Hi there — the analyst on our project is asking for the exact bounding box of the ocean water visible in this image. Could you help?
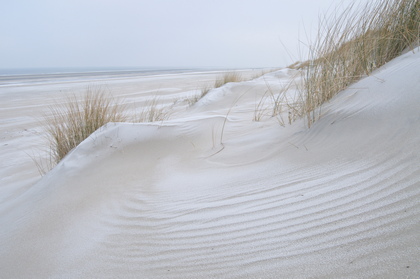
[0,67,201,87]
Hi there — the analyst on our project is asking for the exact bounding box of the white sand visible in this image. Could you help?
[0,49,419,278]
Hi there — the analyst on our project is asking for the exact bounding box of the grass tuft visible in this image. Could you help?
[188,72,245,106]
[200,85,212,98]
[44,86,127,165]
[214,72,243,88]
[136,97,172,122]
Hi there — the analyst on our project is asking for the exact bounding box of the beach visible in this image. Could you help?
[0,68,259,201]
[0,48,419,278]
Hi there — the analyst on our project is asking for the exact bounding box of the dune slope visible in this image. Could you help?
[0,49,419,278]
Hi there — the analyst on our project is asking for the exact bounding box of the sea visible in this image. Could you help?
[0,67,206,88]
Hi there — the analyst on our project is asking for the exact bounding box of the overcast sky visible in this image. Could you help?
[1,0,364,70]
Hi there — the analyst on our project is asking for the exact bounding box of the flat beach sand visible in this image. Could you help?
[0,49,419,278]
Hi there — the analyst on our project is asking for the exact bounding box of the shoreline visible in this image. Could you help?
[0,67,270,88]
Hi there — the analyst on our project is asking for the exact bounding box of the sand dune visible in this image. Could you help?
[0,49,419,278]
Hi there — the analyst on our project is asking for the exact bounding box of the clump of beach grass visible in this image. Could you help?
[188,72,244,106]
[200,85,212,98]
[185,94,200,106]
[136,97,172,122]
[214,72,243,88]
[251,68,279,79]
[44,86,127,165]
[38,89,176,173]
[301,0,419,127]
[177,85,211,107]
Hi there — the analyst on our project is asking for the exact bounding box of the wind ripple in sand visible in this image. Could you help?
[84,151,419,278]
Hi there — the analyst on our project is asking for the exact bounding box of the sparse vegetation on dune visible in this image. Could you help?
[254,78,300,125]
[43,87,127,166]
[188,71,249,106]
[214,72,243,88]
[42,70,264,169]
[200,85,212,99]
[300,0,419,127]
[258,68,280,77]
[186,69,280,107]
[135,97,172,123]
[41,87,175,172]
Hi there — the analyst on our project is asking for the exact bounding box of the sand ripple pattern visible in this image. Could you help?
[85,151,419,278]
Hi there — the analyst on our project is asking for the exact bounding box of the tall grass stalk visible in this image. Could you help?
[302,0,419,127]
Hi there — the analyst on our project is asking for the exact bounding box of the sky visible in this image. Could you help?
[1,0,364,70]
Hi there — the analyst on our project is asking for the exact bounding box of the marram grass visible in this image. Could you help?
[301,0,419,127]
[45,87,127,165]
